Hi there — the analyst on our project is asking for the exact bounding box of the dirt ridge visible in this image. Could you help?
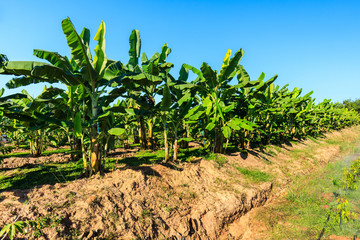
[1,159,272,239]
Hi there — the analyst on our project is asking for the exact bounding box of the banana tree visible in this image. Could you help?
[10,87,64,156]
[141,44,174,150]
[232,65,277,148]
[33,84,85,159]
[0,18,120,174]
[162,65,200,161]
[178,49,256,153]
[0,87,27,154]
[125,42,176,161]
[106,30,169,152]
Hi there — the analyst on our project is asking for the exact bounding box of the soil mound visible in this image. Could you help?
[0,159,271,239]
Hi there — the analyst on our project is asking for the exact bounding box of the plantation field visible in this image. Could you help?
[0,17,360,239]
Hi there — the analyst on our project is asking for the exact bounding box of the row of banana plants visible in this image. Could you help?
[0,18,359,176]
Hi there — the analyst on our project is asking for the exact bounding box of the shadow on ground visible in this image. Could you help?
[0,162,83,193]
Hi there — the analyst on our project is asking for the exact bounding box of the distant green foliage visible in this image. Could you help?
[341,99,360,114]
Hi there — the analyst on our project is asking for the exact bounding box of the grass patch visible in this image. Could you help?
[1,148,71,159]
[260,154,360,239]
[308,136,321,144]
[0,159,83,192]
[205,153,227,168]
[290,148,315,160]
[42,148,72,155]
[265,148,277,156]
[235,166,272,183]
[263,145,283,156]
[1,151,30,158]
[129,143,140,148]
[106,150,163,167]
[18,145,29,149]
[325,139,341,145]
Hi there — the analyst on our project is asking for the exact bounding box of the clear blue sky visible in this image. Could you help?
[0,0,359,103]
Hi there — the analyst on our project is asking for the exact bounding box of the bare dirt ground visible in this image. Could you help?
[0,126,360,239]
[1,153,70,169]
[0,145,71,169]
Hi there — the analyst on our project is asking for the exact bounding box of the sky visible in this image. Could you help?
[0,0,359,103]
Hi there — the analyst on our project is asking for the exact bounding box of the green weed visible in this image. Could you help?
[205,153,227,168]
[140,209,153,219]
[1,148,71,159]
[235,166,272,183]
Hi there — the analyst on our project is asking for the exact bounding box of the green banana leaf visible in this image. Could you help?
[128,30,141,67]
[108,128,126,136]
[219,49,244,81]
[61,18,96,81]
[0,93,27,101]
[161,84,172,111]
[33,112,71,128]
[93,21,107,77]
[200,63,217,89]
[33,49,73,72]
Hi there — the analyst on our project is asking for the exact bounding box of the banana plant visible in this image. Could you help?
[140,44,174,150]
[106,30,168,152]
[0,18,120,174]
[233,65,277,148]
[0,87,27,155]
[178,49,257,153]
[165,65,196,161]
[36,84,87,160]
[10,87,64,156]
